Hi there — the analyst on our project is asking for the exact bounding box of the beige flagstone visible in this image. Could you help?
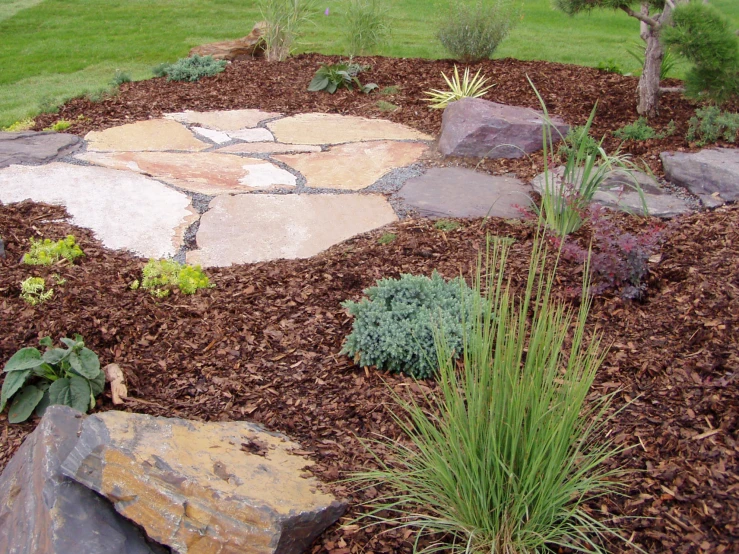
[192,126,232,144]
[267,113,434,145]
[187,194,398,266]
[274,140,428,190]
[77,151,296,194]
[84,119,209,152]
[216,142,322,155]
[164,108,282,131]
[228,128,275,142]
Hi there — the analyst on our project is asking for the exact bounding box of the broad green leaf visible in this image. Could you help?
[32,363,57,379]
[60,337,79,349]
[308,75,330,92]
[68,351,100,379]
[8,385,44,423]
[90,370,105,397]
[49,376,91,413]
[43,348,69,365]
[34,390,51,418]
[38,336,53,348]
[4,348,44,372]
[1,369,31,412]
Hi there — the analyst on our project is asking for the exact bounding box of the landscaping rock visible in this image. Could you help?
[531,167,693,217]
[216,142,322,155]
[228,127,275,142]
[274,140,428,190]
[187,193,397,266]
[61,411,347,554]
[0,163,197,258]
[78,151,296,194]
[189,21,267,60]
[661,148,739,206]
[268,113,433,145]
[0,406,159,554]
[0,236,5,259]
[191,126,232,144]
[85,119,209,152]
[438,98,568,159]
[0,131,81,168]
[164,109,281,131]
[398,167,532,219]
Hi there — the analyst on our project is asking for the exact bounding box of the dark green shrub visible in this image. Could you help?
[152,55,227,82]
[340,272,479,379]
[686,106,739,146]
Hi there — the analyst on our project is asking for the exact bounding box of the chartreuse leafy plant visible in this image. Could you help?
[23,235,84,266]
[1,335,104,423]
[341,272,479,379]
[350,234,629,553]
[20,277,53,305]
[131,259,212,298]
[424,65,494,109]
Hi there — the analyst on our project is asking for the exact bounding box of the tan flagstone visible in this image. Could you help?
[164,109,282,131]
[192,126,232,144]
[216,142,322,155]
[228,128,275,142]
[84,119,209,152]
[267,113,434,145]
[187,194,398,266]
[274,140,428,190]
[77,151,296,195]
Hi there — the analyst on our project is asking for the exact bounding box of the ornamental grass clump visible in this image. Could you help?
[351,235,628,553]
[340,272,479,379]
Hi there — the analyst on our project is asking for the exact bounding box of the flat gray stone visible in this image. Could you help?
[0,131,82,168]
[0,406,159,554]
[439,98,568,159]
[661,148,739,206]
[398,167,532,219]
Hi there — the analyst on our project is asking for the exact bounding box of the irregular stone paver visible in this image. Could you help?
[187,194,397,266]
[0,131,82,168]
[78,151,296,194]
[531,167,693,217]
[191,126,232,144]
[165,108,281,131]
[275,141,428,191]
[268,113,433,145]
[398,167,532,219]
[661,148,739,206]
[0,163,196,258]
[0,406,158,554]
[61,411,347,554]
[216,142,322,155]
[85,119,209,152]
[228,127,275,142]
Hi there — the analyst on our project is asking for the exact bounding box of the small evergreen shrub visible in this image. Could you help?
[686,106,739,146]
[376,100,398,112]
[380,85,400,95]
[20,277,53,305]
[131,259,212,298]
[436,0,517,63]
[340,272,479,379]
[613,117,675,141]
[153,55,227,82]
[345,0,391,56]
[23,235,84,266]
[111,70,132,86]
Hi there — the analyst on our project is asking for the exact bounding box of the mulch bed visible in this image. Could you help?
[2,54,735,552]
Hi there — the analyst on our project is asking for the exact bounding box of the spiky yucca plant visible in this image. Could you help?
[424,65,494,109]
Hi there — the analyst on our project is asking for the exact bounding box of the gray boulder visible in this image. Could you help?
[0,405,160,554]
[0,131,82,168]
[661,148,739,206]
[438,98,569,159]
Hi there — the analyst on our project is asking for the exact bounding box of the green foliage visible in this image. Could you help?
[434,219,461,231]
[558,125,602,159]
[341,272,479,379]
[436,0,518,63]
[345,0,391,56]
[1,335,104,423]
[686,106,739,146]
[378,232,397,244]
[20,277,53,305]
[308,62,378,93]
[350,236,626,553]
[2,117,34,132]
[152,55,227,82]
[625,41,678,80]
[662,1,739,104]
[44,119,71,132]
[23,235,84,266]
[136,259,212,298]
[380,85,400,95]
[376,100,398,112]
[111,69,132,86]
[613,117,676,141]
[596,59,623,74]
[424,65,494,109]
[259,0,317,61]
[37,95,60,115]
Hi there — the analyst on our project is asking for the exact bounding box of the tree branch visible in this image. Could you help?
[621,5,661,28]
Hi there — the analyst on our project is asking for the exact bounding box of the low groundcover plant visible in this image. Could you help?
[23,234,84,266]
[131,258,212,298]
[20,276,53,305]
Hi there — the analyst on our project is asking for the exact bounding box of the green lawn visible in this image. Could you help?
[1,0,737,127]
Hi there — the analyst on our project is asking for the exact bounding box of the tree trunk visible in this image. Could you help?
[637,29,664,118]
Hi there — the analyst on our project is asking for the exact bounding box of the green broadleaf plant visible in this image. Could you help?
[1,335,104,423]
[308,62,378,94]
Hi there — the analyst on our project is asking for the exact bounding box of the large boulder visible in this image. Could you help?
[661,148,739,206]
[438,98,569,159]
[0,405,160,554]
[61,411,347,554]
[0,131,82,168]
[189,21,267,60]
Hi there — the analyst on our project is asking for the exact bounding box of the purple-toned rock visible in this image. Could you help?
[0,131,82,168]
[438,98,569,159]
[0,405,160,554]
[661,148,739,206]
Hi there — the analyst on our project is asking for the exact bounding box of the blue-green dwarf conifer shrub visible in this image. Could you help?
[340,271,479,379]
